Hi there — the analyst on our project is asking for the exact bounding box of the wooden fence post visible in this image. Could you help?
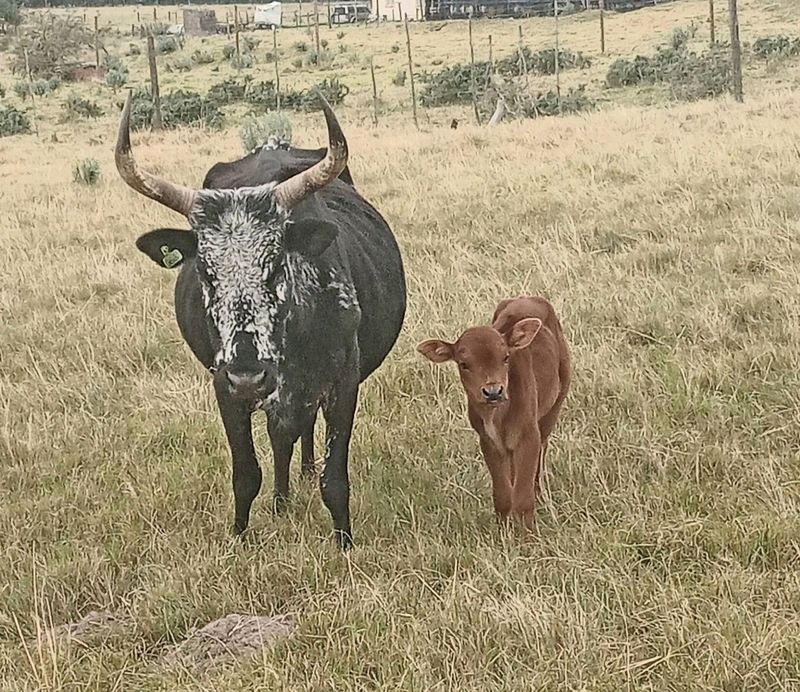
[152,6,157,20]
[146,35,163,130]
[23,48,39,137]
[468,17,481,125]
[94,15,100,69]
[518,24,529,90]
[554,0,562,115]
[313,0,321,53]
[599,0,605,53]
[327,0,332,28]
[404,14,418,129]
[234,5,241,64]
[728,0,742,102]
[709,0,715,45]
[370,56,379,126]
[273,27,281,111]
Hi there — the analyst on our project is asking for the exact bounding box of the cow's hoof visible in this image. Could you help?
[335,530,354,551]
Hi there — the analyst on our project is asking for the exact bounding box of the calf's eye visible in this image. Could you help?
[503,354,510,363]
[459,362,469,371]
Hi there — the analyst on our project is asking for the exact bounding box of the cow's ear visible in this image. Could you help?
[506,318,542,351]
[136,229,197,269]
[417,339,455,364]
[285,219,338,258]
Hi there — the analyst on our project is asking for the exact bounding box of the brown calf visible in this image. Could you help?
[418,296,571,529]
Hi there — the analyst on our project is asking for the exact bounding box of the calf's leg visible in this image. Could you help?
[214,381,262,535]
[300,413,317,479]
[479,438,512,521]
[511,429,542,530]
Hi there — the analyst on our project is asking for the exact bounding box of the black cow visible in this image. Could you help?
[115,91,406,549]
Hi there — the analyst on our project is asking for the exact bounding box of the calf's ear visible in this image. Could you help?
[285,219,338,258]
[417,339,455,364]
[506,317,542,351]
[136,229,197,269]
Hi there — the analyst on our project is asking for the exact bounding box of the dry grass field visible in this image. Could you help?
[2,0,800,689]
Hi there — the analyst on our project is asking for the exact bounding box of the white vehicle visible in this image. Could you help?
[330,2,372,23]
[254,2,283,28]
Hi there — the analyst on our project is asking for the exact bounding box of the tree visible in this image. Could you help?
[0,0,23,29]
[13,13,97,78]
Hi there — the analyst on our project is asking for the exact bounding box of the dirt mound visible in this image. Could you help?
[162,614,295,670]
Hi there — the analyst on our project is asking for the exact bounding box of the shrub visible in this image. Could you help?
[222,44,236,60]
[127,43,141,57]
[104,58,129,91]
[128,89,223,130]
[245,79,278,110]
[13,13,95,78]
[191,49,215,65]
[171,56,195,72]
[0,84,5,98]
[293,41,309,52]
[390,43,400,53]
[207,77,248,105]
[155,35,179,55]
[0,0,23,27]
[0,104,31,137]
[752,35,800,60]
[321,38,329,49]
[419,62,491,107]
[304,49,333,69]
[240,111,293,151]
[496,46,591,77]
[243,35,260,53]
[61,94,104,120]
[30,76,60,96]
[13,81,28,100]
[605,28,730,102]
[73,158,101,185]
[291,57,303,69]
[231,53,255,69]
[392,70,406,86]
[336,31,345,40]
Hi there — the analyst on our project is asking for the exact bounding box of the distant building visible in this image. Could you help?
[183,8,218,36]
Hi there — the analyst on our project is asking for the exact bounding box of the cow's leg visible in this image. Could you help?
[320,374,359,551]
[267,418,295,516]
[214,383,262,535]
[479,438,512,521]
[299,410,317,480]
[511,429,542,531]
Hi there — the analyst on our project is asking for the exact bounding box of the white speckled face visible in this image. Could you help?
[190,185,316,367]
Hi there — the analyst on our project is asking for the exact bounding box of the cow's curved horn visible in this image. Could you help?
[115,90,198,218]
[273,91,348,210]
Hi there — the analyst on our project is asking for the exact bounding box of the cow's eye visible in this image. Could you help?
[503,353,510,363]
[459,362,469,371]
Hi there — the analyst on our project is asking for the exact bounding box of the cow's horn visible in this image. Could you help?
[273,91,348,210]
[115,90,198,218]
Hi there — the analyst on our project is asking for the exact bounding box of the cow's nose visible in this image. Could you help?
[225,368,269,400]
[481,384,504,402]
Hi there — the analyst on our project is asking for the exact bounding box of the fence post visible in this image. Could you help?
[488,33,493,73]
[313,0,321,53]
[234,5,241,65]
[404,14,418,129]
[554,0,562,115]
[153,6,157,20]
[518,24,529,90]
[273,27,281,111]
[708,0,715,45]
[146,35,163,130]
[23,48,39,137]
[94,15,100,69]
[599,0,605,53]
[468,17,481,125]
[728,0,742,102]
[298,0,303,25]
[370,56,379,126]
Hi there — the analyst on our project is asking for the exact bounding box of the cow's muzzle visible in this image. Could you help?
[215,364,277,404]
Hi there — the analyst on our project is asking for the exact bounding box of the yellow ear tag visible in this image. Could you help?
[160,244,184,269]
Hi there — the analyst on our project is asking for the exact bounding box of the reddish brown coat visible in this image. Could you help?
[418,296,571,528]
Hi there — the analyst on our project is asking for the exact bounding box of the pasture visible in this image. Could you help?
[2,0,800,688]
